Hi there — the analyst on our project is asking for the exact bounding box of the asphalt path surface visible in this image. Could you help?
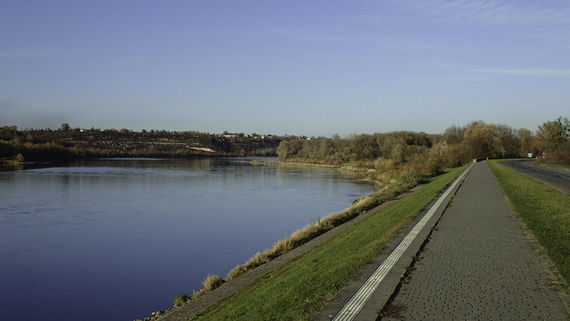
[502,160,570,194]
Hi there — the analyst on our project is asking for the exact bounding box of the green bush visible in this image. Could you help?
[173,294,189,306]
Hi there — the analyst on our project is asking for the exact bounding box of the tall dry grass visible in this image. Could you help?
[189,274,226,299]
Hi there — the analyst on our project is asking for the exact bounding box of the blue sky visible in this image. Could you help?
[1,0,569,136]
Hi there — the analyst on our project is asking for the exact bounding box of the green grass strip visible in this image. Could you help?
[190,166,466,321]
[488,160,570,288]
[538,162,570,170]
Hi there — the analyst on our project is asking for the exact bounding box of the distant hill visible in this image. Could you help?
[0,126,290,161]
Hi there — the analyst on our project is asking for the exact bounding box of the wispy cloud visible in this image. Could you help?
[520,31,570,48]
[470,68,570,77]
[421,0,570,25]
[409,73,486,84]
[246,27,449,53]
[251,26,370,43]
[349,0,570,26]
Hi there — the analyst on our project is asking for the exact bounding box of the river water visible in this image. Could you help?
[0,158,375,321]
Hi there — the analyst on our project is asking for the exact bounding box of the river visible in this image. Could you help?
[0,158,375,321]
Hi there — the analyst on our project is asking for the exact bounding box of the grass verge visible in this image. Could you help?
[537,162,570,170]
[188,165,466,321]
[488,160,569,289]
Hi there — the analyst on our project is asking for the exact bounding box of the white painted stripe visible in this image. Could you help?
[331,164,473,321]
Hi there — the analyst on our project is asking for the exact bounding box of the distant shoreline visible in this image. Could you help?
[0,127,285,164]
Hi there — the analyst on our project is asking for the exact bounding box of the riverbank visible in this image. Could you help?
[148,165,466,321]
[250,159,384,186]
[0,158,30,171]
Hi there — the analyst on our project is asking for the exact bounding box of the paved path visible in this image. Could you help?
[382,162,567,321]
[503,160,570,194]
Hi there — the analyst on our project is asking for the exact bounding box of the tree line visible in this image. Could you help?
[1,117,567,170]
[277,117,569,185]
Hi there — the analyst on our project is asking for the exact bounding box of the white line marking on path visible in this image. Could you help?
[331,164,473,321]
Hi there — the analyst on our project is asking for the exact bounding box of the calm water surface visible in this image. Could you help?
[0,158,375,321]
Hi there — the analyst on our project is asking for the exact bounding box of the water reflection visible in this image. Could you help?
[0,158,374,321]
